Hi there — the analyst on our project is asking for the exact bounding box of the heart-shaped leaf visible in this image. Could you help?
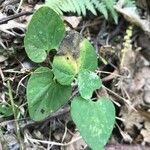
[52,31,97,85]
[24,6,65,63]
[78,70,102,99]
[27,67,71,121]
[71,96,115,150]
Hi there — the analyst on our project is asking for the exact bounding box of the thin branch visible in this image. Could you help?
[16,0,24,13]
[103,85,137,111]
[25,133,82,146]
[0,11,33,25]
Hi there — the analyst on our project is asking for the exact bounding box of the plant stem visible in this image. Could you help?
[7,80,24,150]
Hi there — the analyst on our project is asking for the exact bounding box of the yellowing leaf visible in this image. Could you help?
[53,31,98,85]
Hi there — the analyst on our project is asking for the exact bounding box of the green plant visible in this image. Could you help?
[46,0,118,23]
[24,6,115,150]
[45,0,137,24]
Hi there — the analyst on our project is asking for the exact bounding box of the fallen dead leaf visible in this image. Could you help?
[115,0,150,34]
[63,132,86,150]
[120,108,144,131]
[64,16,82,29]
[141,121,150,144]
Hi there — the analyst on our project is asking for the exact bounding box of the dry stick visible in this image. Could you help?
[16,0,24,13]
[25,133,82,146]
[24,107,70,129]
[3,69,28,73]
[103,85,137,111]
[115,123,133,143]
[0,68,5,83]
[96,70,121,77]
[95,90,121,107]
[16,74,30,97]
[0,11,33,24]
[61,124,68,143]
[7,81,24,150]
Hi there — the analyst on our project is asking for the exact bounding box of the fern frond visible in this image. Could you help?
[83,0,97,15]
[92,0,108,19]
[76,0,86,15]
[46,0,137,23]
[102,0,118,23]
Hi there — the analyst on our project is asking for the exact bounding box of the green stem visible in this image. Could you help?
[7,81,24,150]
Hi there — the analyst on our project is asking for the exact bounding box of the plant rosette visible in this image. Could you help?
[24,6,116,150]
